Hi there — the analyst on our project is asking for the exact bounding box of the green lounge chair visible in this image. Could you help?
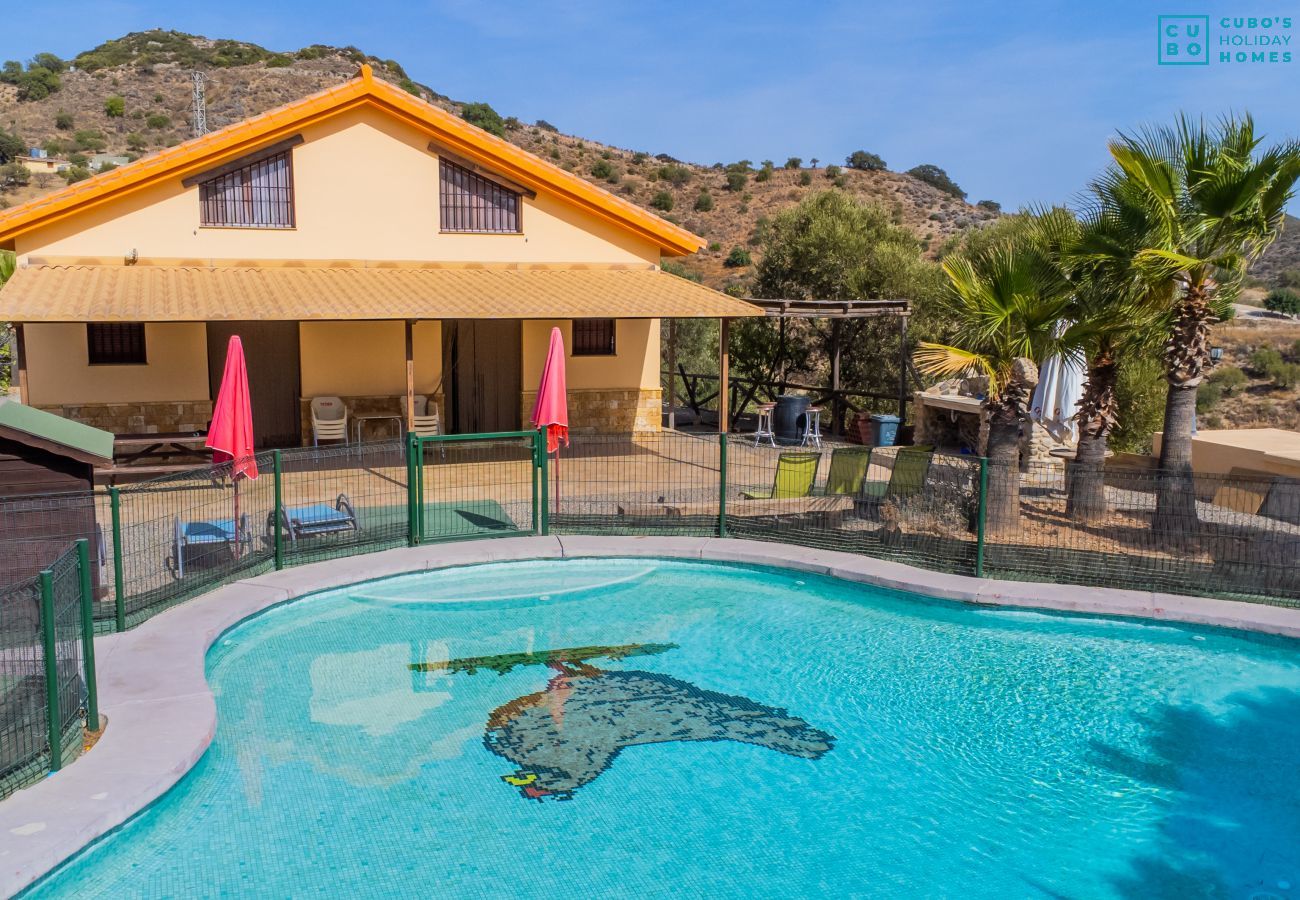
[824,447,872,496]
[861,446,934,500]
[741,452,820,500]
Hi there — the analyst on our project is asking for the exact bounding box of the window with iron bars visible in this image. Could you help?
[87,323,146,365]
[572,319,616,356]
[199,150,295,228]
[439,158,521,233]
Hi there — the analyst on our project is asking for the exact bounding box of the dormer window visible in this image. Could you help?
[439,158,521,234]
[196,147,296,229]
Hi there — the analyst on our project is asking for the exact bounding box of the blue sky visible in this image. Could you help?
[4,1,1298,211]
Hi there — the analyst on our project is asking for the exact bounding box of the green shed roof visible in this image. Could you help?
[0,398,114,462]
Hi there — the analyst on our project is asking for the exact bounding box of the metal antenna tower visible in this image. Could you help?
[191,71,207,137]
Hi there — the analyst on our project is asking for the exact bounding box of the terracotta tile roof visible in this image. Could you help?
[0,66,703,256]
[0,263,760,321]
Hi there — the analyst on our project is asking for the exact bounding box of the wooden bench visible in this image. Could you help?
[619,494,853,524]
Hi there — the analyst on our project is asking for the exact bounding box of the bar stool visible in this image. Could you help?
[753,403,777,447]
[800,406,823,449]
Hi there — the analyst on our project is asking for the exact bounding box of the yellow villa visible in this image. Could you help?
[0,65,755,447]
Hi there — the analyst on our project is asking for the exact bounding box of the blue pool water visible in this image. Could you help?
[25,558,1300,898]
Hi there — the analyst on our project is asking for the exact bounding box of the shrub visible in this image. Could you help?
[1207,365,1248,394]
[845,150,886,171]
[1292,339,1300,361]
[40,139,63,157]
[0,162,30,188]
[31,52,65,72]
[650,190,674,211]
[755,166,772,183]
[631,151,648,164]
[104,95,125,117]
[54,110,73,130]
[725,171,747,192]
[73,130,106,151]
[16,66,60,101]
[798,171,812,186]
[1265,288,1300,315]
[125,132,147,151]
[0,60,21,83]
[266,54,293,68]
[62,165,91,184]
[504,116,521,130]
[725,160,752,173]
[906,163,966,199]
[1196,381,1222,413]
[976,199,1002,213]
[694,191,714,212]
[143,112,169,130]
[1249,347,1284,374]
[784,157,802,169]
[459,102,506,137]
[1277,269,1300,289]
[0,129,24,163]
[535,119,558,132]
[1268,362,1300,389]
[656,164,692,187]
[824,164,841,179]
[724,246,752,267]
[708,241,722,252]
[68,152,88,167]
[590,159,614,179]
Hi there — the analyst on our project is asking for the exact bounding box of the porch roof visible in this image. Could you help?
[0,262,761,321]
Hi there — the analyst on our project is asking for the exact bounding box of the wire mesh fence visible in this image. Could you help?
[716,443,982,575]
[0,542,95,800]
[984,460,1300,606]
[415,432,539,542]
[552,431,721,536]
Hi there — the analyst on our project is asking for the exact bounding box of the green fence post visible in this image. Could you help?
[975,456,988,578]
[538,432,550,536]
[272,451,284,571]
[531,432,541,535]
[108,486,125,633]
[76,539,99,730]
[406,433,420,546]
[39,568,62,773]
[718,432,728,538]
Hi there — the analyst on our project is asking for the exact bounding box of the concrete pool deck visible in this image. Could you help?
[4,534,1300,896]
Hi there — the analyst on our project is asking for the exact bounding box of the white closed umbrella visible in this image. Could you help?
[1030,348,1085,443]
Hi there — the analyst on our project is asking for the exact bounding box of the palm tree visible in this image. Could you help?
[1037,208,1163,523]
[1095,114,1300,527]
[914,239,1082,532]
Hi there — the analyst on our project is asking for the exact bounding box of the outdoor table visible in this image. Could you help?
[114,432,212,465]
[353,414,404,444]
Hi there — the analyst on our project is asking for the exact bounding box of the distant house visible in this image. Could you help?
[15,156,69,176]
[88,154,131,171]
[0,65,757,445]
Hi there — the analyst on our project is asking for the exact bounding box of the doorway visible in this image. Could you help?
[442,320,522,433]
[206,321,302,448]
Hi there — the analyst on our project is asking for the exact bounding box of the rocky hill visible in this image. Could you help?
[1252,214,1300,286]
[0,30,996,288]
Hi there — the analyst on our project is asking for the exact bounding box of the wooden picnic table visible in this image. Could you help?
[113,431,212,466]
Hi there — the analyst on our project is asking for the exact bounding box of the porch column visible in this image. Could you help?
[405,319,415,432]
[830,319,842,437]
[13,324,27,404]
[718,318,730,433]
[897,315,909,422]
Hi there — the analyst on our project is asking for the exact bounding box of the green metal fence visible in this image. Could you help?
[1,540,98,799]
[0,431,1297,653]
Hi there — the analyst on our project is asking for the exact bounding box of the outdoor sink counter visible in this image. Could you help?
[3,535,1300,896]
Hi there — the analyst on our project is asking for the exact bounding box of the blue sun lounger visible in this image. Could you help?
[168,514,251,579]
[268,493,358,543]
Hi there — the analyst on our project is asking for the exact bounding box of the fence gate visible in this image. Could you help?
[409,431,545,544]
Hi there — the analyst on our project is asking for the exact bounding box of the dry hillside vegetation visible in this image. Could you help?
[0,31,996,288]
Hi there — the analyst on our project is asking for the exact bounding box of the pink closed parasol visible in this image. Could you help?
[531,327,569,515]
[206,336,258,555]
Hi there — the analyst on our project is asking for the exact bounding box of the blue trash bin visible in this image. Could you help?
[871,414,901,447]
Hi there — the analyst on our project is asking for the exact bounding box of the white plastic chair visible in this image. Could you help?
[411,395,441,438]
[310,396,348,446]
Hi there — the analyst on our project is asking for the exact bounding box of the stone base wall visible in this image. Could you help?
[299,394,445,445]
[520,388,662,434]
[37,400,214,435]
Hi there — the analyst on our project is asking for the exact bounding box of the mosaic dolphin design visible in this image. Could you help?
[482,659,834,801]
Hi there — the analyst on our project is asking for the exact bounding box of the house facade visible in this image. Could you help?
[0,65,754,446]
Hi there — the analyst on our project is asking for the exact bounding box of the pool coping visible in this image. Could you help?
[4,534,1300,896]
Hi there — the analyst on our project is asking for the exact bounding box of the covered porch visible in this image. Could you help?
[1,260,759,454]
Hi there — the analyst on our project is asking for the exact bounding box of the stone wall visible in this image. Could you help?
[520,388,661,434]
[37,400,213,435]
[299,394,445,445]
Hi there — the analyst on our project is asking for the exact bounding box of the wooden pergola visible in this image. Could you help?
[664,298,914,435]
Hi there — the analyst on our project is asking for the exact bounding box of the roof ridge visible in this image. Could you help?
[0,67,702,256]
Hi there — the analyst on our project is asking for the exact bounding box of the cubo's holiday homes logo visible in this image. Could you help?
[1159,14,1294,65]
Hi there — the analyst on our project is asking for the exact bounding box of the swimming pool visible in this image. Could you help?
[24,557,1300,898]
